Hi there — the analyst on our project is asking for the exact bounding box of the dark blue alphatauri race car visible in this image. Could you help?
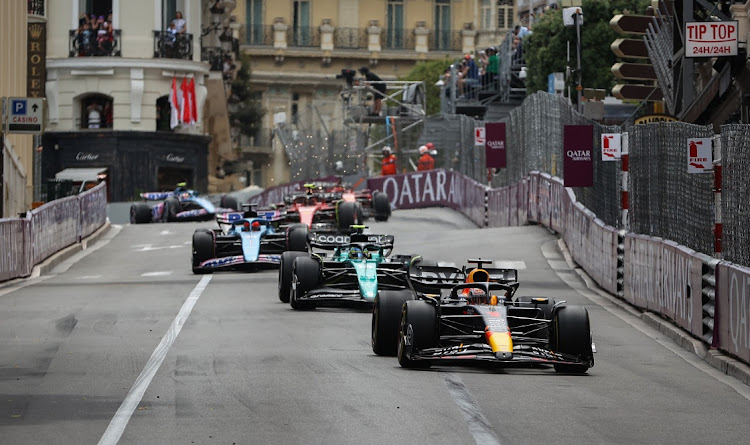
[130,184,237,224]
[191,210,308,274]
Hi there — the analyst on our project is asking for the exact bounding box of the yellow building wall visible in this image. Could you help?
[1,0,33,212]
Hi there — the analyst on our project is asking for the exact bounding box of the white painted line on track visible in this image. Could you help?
[493,260,526,270]
[159,230,172,235]
[76,275,102,280]
[141,271,173,277]
[443,373,502,445]
[97,275,212,445]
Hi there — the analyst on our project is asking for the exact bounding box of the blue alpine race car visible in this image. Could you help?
[130,185,236,224]
[191,210,309,274]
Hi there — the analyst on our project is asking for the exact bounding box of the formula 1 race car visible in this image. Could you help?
[275,184,364,232]
[130,184,237,224]
[371,259,595,373]
[191,211,308,274]
[311,179,391,222]
[277,227,422,310]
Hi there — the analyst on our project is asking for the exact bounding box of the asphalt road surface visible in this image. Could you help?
[1,208,750,445]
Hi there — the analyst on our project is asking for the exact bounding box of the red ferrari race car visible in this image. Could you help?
[313,179,391,222]
[273,184,364,232]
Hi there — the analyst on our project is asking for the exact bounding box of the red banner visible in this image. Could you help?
[563,125,593,187]
[485,122,506,169]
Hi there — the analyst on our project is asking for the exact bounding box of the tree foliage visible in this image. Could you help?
[401,58,453,116]
[229,55,265,137]
[524,0,651,100]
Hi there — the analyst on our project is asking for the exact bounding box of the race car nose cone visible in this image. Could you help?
[495,352,513,360]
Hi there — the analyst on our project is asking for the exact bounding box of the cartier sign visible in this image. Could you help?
[166,153,186,163]
[27,23,46,98]
[76,152,100,161]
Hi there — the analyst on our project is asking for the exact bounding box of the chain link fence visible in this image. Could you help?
[628,122,715,255]
[720,124,750,266]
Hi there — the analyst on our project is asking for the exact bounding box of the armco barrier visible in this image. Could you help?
[0,182,107,283]
[716,262,750,363]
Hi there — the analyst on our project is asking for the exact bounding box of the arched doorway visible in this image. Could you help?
[79,93,113,129]
[156,95,175,131]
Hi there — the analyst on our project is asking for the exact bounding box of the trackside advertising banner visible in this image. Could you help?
[716,262,750,362]
[563,125,593,187]
[366,169,486,226]
[485,122,506,169]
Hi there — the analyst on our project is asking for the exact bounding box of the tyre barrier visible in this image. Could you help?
[0,182,107,283]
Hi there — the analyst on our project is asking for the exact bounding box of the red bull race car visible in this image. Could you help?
[371,259,595,373]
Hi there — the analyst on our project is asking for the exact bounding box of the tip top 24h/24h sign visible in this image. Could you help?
[686,21,738,57]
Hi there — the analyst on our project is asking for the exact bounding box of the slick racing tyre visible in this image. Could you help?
[130,203,152,224]
[552,305,593,374]
[514,296,557,339]
[192,229,215,274]
[286,225,309,252]
[336,201,360,231]
[279,251,308,303]
[373,191,391,222]
[220,195,239,211]
[397,300,436,368]
[372,290,415,356]
[163,196,181,222]
[290,257,320,310]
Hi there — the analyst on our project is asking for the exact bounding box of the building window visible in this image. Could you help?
[80,94,113,130]
[292,1,310,46]
[480,0,492,30]
[161,0,187,31]
[498,0,514,31]
[386,0,404,49]
[246,0,264,44]
[291,93,300,126]
[156,96,174,132]
[434,0,451,50]
[79,0,112,19]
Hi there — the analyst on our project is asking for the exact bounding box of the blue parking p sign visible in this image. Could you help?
[12,99,26,115]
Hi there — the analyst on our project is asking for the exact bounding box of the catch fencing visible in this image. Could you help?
[720,125,750,267]
[0,182,107,282]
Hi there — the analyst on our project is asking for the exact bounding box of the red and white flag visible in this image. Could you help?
[188,77,198,125]
[180,77,191,125]
[169,77,179,129]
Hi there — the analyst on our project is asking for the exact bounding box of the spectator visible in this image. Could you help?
[103,102,113,128]
[87,102,102,129]
[381,146,397,175]
[417,144,436,171]
[463,54,480,98]
[76,21,93,56]
[97,19,114,55]
[164,21,178,57]
[482,46,499,90]
[514,24,532,65]
[172,11,187,34]
[359,66,386,116]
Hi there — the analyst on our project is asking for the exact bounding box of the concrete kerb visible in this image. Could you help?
[33,221,113,278]
[556,238,750,387]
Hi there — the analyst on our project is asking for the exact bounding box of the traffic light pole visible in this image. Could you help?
[575,12,583,114]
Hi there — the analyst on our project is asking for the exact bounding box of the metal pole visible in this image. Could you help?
[450,64,457,115]
[575,12,582,114]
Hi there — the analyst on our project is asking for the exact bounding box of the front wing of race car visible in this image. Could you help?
[406,343,593,367]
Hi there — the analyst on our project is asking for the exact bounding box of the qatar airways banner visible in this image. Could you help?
[485,122,506,169]
[563,125,593,187]
[366,169,486,226]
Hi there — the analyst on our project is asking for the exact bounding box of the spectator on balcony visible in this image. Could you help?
[87,102,102,129]
[97,19,114,56]
[359,66,386,117]
[76,21,93,56]
[172,11,187,34]
[164,21,178,57]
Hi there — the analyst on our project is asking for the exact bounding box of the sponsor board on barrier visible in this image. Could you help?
[624,234,661,309]
[485,123,506,169]
[563,125,594,187]
[659,241,703,336]
[717,262,750,362]
[367,169,461,210]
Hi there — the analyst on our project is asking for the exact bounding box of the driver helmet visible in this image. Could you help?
[463,268,490,304]
[349,246,364,259]
[419,145,429,155]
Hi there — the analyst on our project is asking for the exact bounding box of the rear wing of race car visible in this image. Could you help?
[139,191,173,201]
[216,209,281,226]
[407,263,519,294]
[308,232,395,250]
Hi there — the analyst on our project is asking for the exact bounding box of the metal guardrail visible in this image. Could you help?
[0,182,107,283]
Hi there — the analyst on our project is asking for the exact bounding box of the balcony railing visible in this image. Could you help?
[69,29,122,57]
[334,28,367,50]
[286,26,320,47]
[234,129,274,154]
[429,30,462,51]
[243,24,273,46]
[28,0,44,16]
[384,29,416,50]
[153,31,193,59]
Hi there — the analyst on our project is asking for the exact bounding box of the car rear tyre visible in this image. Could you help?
[192,229,215,274]
[337,201,360,231]
[163,196,181,222]
[130,203,152,224]
[397,300,436,368]
[372,290,415,356]
[279,251,307,303]
[290,257,320,310]
[373,192,391,222]
[552,305,593,374]
[286,225,309,252]
[220,195,239,211]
